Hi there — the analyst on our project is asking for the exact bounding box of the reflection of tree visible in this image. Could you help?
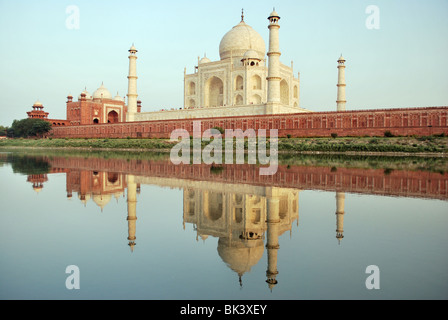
[8,154,51,175]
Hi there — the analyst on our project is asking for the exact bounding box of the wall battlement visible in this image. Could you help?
[50,106,448,139]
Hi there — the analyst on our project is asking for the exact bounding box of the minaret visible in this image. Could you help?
[265,197,280,291]
[126,44,138,122]
[335,192,345,244]
[266,9,281,107]
[336,55,346,111]
[126,174,137,252]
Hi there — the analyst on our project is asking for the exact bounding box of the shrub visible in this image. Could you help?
[384,130,394,137]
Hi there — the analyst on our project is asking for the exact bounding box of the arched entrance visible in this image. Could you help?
[280,80,289,106]
[204,76,224,107]
[107,110,119,123]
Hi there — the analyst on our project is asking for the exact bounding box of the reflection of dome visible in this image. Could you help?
[93,194,111,210]
[219,21,265,60]
[93,83,112,100]
[217,237,264,276]
[78,193,91,205]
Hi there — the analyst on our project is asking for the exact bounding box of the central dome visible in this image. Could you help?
[93,83,112,100]
[219,21,265,60]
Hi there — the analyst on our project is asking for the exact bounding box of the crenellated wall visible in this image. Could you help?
[50,106,448,138]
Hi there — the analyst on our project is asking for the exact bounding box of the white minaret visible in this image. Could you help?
[126,44,138,122]
[336,54,346,111]
[267,9,281,106]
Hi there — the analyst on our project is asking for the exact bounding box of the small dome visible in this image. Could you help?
[33,100,43,107]
[338,54,345,62]
[129,44,137,52]
[243,49,260,60]
[93,83,112,100]
[199,55,211,64]
[219,20,265,60]
[78,89,92,100]
[269,9,280,18]
[114,92,124,101]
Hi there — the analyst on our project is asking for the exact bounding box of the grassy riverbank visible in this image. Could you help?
[0,135,447,155]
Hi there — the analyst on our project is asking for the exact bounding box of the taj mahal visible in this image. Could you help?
[29,9,447,138]
[32,10,320,126]
[124,9,313,122]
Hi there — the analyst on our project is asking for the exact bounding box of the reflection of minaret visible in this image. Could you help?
[127,175,137,252]
[335,192,345,244]
[265,197,280,291]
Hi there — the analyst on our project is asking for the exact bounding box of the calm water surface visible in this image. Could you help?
[0,150,447,300]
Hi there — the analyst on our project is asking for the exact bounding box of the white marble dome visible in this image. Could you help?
[219,21,265,60]
[93,83,112,100]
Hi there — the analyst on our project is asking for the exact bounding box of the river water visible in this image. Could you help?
[0,149,447,300]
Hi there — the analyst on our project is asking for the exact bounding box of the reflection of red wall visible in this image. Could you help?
[46,156,448,200]
[51,107,448,138]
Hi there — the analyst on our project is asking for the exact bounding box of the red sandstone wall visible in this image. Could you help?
[50,107,448,138]
[45,156,448,200]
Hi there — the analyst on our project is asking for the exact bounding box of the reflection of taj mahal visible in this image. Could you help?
[183,184,299,288]
[27,168,347,290]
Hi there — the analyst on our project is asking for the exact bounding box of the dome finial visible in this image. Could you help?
[241,8,244,22]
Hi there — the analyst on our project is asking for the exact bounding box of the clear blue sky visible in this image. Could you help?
[0,0,447,126]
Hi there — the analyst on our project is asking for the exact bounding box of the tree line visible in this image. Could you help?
[0,118,52,138]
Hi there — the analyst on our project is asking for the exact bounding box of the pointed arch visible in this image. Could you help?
[204,76,224,107]
[280,79,289,105]
[107,110,119,123]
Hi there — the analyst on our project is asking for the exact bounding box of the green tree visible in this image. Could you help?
[7,118,52,138]
[0,125,7,136]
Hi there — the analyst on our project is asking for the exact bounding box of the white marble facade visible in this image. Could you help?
[131,10,311,122]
